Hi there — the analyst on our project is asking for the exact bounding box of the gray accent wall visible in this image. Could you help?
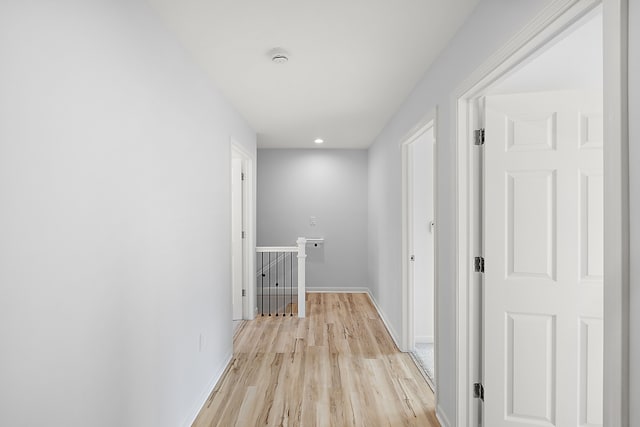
[257,149,368,289]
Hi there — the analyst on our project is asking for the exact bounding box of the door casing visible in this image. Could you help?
[400,108,439,402]
[231,140,256,320]
[231,157,244,320]
[454,0,629,425]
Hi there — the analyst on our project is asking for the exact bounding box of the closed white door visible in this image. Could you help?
[483,91,603,427]
[231,158,244,320]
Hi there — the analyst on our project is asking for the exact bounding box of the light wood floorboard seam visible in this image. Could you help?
[192,293,440,427]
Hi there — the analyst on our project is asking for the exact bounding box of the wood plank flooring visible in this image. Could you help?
[192,293,440,427]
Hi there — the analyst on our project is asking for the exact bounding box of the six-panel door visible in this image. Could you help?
[483,92,603,427]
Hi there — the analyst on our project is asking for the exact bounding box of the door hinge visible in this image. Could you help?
[474,256,485,273]
[241,172,245,181]
[410,255,415,261]
[473,383,484,401]
[474,128,485,146]
[241,231,246,239]
[242,289,246,297]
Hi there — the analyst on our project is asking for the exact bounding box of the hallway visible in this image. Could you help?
[192,293,439,426]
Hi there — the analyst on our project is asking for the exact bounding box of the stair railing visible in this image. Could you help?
[255,237,306,318]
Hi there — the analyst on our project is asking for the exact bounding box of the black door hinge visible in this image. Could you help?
[473,383,484,401]
[474,128,485,146]
[474,256,485,273]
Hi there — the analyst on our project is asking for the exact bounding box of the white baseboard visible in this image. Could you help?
[306,286,369,293]
[364,291,401,350]
[182,350,233,427]
[415,335,434,344]
[436,404,452,427]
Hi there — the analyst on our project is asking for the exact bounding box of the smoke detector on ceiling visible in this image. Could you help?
[269,48,289,64]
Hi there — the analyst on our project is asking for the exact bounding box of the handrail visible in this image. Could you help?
[304,237,324,247]
[256,246,298,253]
[304,237,324,243]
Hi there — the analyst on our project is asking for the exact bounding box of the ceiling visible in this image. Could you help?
[490,7,602,94]
[145,0,479,148]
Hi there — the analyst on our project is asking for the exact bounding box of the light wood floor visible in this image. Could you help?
[192,293,440,427]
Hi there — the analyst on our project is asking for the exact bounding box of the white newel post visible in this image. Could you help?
[296,237,306,318]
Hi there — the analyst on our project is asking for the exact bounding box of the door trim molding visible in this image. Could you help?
[602,0,629,424]
[453,0,628,425]
[231,140,256,321]
[400,107,439,399]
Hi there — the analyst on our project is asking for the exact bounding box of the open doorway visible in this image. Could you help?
[455,1,629,425]
[401,113,437,390]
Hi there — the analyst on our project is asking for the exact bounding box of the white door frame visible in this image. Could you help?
[231,140,256,320]
[401,108,439,387]
[453,0,628,426]
[231,156,244,320]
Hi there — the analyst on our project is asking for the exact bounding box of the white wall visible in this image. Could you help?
[257,149,368,289]
[629,0,639,423]
[367,0,553,421]
[0,1,256,427]
[411,129,435,344]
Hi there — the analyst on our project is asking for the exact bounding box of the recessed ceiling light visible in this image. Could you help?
[314,138,324,144]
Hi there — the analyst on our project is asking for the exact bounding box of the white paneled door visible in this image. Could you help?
[483,92,603,427]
